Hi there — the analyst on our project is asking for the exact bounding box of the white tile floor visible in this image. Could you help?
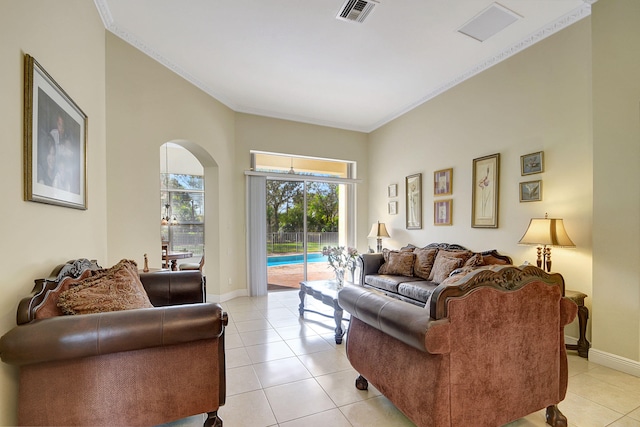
[169,290,640,427]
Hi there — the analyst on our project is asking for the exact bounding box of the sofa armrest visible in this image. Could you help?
[0,303,227,366]
[140,270,205,306]
[338,286,450,354]
[358,253,384,285]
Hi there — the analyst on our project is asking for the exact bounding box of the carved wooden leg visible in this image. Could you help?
[204,411,223,427]
[546,405,567,427]
[355,375,368,391]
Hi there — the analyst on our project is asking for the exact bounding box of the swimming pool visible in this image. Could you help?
[267,253,328,267]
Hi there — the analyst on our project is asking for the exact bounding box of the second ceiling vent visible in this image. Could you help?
[337,0,378,23]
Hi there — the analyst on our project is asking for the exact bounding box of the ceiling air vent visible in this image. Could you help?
[337,0,378,23]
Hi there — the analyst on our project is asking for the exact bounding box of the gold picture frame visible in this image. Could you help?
[434,168,452,196]
[519,180,542,202]
[434,199,452,226]
[521,151,544,176]
[24,54,87,209]
[472,153,500,228]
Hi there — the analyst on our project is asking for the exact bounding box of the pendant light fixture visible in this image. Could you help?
[161,143,177,225]
[288,157,295,174]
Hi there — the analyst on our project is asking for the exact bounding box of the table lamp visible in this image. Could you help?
[518,213,575,272]
[368,221,390,253]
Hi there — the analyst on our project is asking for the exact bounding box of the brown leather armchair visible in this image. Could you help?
[0,261,227,427]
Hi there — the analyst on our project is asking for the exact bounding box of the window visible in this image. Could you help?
[161,144,205,256]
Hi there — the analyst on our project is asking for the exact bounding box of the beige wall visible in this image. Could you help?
[0,1,107,424]
[105,33,237,297]
[592,0,640,362]
[368,18,594,342]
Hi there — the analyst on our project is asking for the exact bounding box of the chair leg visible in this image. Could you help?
[204,411,223,427]
[355,375,368,390]
[546,405,567,427]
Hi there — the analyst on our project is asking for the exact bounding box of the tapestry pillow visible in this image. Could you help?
[378,247,414,274]
[430,256,464,284]
[463,253,485,267]
[57,259,153,315]
[428,250,472,280]
[380,251,415,277]
[413,247,438,280]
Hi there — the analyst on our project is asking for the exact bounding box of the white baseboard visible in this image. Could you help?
[565,335,578,346]
[588,348,640,378]
[206,288,248,303]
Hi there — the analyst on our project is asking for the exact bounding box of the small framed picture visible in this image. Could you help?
[519,180,542,202]
[521,151,544,175]
[434,199,452,226]
[434,168,453,196]
[388,201,398,215]
[388,184,397,198]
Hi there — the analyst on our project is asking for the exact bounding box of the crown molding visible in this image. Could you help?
[94,0,594,134]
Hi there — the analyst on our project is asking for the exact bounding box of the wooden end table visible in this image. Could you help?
[565,290,590,358]
[299,280,349,344]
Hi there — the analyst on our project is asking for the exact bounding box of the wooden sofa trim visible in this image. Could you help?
[429,265,565,319]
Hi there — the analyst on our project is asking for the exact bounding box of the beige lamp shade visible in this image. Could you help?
[368,222,390,238]
[518,217,575,247]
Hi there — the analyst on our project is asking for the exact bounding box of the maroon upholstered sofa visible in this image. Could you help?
[339,265,577,427]
[0,259,227,427]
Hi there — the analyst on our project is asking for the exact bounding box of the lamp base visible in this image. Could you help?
[376,238,383,253]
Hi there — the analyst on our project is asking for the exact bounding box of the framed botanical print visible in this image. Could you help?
[24,54,87,209]
[405,173,422,229]
[388,201,398,215]
[521,151,544,175]
[520,180,542,202]
[434,199,452,226]
[472,153,500,228]
[434,168,452,196]
[388,184,397,198]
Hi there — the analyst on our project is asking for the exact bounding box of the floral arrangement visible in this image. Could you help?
[325,246,359,275]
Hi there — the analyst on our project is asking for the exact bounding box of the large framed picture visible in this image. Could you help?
[519,180,542,202]
[434,199,452,226]
[472,153,500,228]
[406,173,422,229]
[24,54,87,209]
[521,151,544,175]
[434,168,452,196]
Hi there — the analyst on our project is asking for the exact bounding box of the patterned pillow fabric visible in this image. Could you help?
[57,259,153,315]
[463,253,485,267]
[428,250,472,280]
[430,256,464,284]
[381,251,415,277]
[413,248,438,280]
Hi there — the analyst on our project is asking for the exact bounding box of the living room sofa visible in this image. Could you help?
[339,265,577,427]
[0,259,227,427]
[358,243,512,306]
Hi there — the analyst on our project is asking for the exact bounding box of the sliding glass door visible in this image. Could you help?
[266,179,341,290]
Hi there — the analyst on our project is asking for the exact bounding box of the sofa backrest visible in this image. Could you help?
[16,260,205,324]
[442,267,574,425]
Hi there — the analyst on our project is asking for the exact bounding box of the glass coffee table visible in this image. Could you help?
[299,280,350,344]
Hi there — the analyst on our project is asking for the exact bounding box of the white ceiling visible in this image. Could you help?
[96,0,593,133]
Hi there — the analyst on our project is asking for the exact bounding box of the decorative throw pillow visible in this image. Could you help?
[413,248,438,280]
[428,250,472,280]
[381,251,415,277]
[463,253,485,267]
[430,256,463,284]
[57,259,153,315]
[378,248,393,274]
